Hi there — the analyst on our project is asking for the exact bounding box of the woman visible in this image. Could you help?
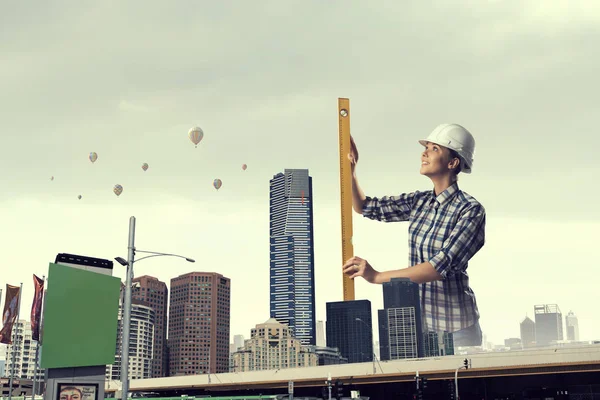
[342,123,486,347]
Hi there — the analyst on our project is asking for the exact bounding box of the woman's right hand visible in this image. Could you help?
[343,256,380,284]
[348,135,359,174]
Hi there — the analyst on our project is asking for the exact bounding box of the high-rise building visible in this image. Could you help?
[233,334,245,351]
[565,311,579,341]
[378,278,425,360]
[534,304,563,346]
[305,346,348,365]
[423,331,454,356]
[504,338,522,350]
[168,272,231,376]
[269,169,316,346]
[316,320,326,347]
[3,320,44,381]
[106,303,155,381]
[229,334,246,372]
[231,318,319,372]
[520,315,536,348]
[325,300,373,364]
[132,275,168,377]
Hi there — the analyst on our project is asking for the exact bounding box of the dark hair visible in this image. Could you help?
[448,149,462,174]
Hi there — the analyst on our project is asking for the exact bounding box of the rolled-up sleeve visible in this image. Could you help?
[361,191,419,222]
[428,203,486,278]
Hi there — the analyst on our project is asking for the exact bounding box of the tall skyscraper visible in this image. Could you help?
[106,303,155,381]
[534,304,563,346]
[269,169,316,346]
[565,311,579,341]
[520,315,536,348]
[378,278,425,360]
[132,275,168,377]
[168,272,231,376]
[326,300,373,364]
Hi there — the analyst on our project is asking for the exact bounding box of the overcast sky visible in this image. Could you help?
[1,0,599,357]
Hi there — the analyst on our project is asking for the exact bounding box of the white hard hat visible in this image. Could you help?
[418,123,475,174]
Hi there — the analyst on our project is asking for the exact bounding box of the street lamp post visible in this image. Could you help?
[115,216,195,400]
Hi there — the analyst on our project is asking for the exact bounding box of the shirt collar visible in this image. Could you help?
[431,182,460,207]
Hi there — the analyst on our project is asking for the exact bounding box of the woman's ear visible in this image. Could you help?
[448,157,460,170]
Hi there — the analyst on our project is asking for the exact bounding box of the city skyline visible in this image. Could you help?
[0,248,595,360]
[2,1,599,349]
[0,286,592,370]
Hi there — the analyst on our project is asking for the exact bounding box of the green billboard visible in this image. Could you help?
[40,262,121,369]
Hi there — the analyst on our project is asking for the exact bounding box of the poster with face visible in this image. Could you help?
[57,384,98,400]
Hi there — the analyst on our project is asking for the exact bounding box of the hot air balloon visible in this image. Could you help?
[188,126,204,148]
[113,184,123,196]
[213,179,222,190]
[78,195,82,200]
[242,164,247,171]
[142,163,149,171]
[89,152,98,163]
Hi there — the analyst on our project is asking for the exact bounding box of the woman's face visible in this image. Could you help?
[60,389,82,400]
[420,141,456,176]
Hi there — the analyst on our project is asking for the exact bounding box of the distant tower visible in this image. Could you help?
[534,304,563,346]
[316,320,326,347]
[233,334,245,350]
[520,315,536,348]
[565,311,579,341]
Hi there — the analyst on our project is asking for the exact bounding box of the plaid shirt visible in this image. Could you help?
[361,182,486,333]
